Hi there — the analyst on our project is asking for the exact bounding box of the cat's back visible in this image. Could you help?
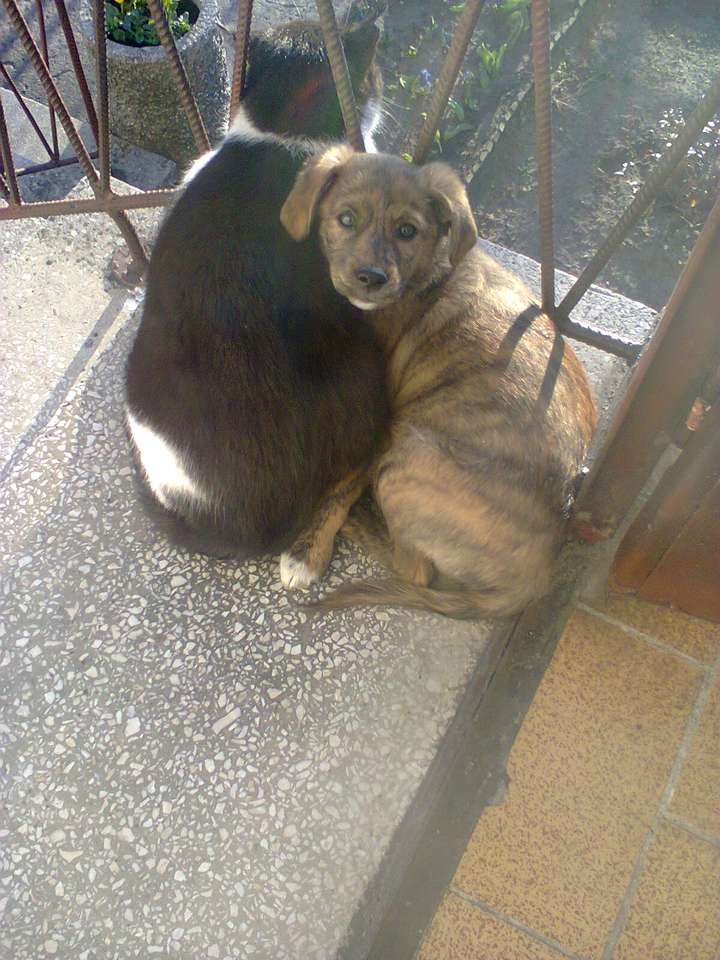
[144,136,317,323]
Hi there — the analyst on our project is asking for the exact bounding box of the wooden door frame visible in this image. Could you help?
[574,195,720,543]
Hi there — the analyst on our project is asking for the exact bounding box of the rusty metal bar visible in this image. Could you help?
[574,194,720,538]
[530,0,555,314]
[91,0,110,193]
[557,70,720,322]
[35,0,59,160]
[1,0,147,269]
[0,188,179,219]
[0,92,21,204]
[410,0,486,164]
[52,0,100,141]
[0,62,55,159]
[145,0,211,153]
[231,0,254,113]
[15,151,99,178]
[0,171,11,200]
[315,0,365,151]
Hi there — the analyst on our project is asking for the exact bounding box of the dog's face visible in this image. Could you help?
[280,149,478,310]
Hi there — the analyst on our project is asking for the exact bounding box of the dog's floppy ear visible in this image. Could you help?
[419,162,478,267]
[281,145,355,241]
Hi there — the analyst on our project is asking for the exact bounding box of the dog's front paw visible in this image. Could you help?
[280,551,321,591]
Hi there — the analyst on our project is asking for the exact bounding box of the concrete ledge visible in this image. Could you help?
[0,238,657,959]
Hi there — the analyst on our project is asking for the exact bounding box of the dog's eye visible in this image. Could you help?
[338,211,355,228]
[397,223,417,240]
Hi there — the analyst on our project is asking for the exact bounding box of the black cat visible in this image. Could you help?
[125,12,388,564]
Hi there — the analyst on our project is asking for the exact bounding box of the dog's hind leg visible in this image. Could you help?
[280,471,367,590]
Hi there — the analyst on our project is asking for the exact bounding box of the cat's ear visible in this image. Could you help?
[343,0,386,28]
[342,1,384,74]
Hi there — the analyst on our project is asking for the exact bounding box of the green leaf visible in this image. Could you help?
[447,97,465,121]
[443,122,474,141]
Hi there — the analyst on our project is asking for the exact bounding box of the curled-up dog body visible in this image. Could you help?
[280,147,598,618]
[125,10,389,559]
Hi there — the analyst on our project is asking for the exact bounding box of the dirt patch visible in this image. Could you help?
[375,0,720,310]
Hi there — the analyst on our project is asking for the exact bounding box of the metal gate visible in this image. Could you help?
[1,0,719,544]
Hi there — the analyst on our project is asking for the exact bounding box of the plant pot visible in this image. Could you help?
[80,0,229,167]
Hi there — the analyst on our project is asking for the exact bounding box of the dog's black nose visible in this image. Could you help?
[356,266,388,288]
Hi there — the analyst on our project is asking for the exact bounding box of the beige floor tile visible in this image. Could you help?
[453,609,702,960]
[613,823,720,960]
[595,595,720,663]
[670,675,720,837]
[418,893,566,960]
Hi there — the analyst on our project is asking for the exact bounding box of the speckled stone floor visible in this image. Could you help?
[0,233,659,959]
[0,298,491,960]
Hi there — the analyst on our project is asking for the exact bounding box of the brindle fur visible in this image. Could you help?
[281,150,598,619]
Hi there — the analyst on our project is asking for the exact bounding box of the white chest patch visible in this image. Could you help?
[126,410,207,509]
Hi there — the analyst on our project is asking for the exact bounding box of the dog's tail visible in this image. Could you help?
[309,577,518,620]
[312,503,520,620]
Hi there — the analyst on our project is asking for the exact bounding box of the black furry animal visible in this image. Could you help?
[125,13,388,559]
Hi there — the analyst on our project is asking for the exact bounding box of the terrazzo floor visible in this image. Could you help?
[0,239,658,959]
[0,301,491,960]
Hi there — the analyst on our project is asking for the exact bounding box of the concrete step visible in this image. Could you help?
[1,87,177,201]
[0,176,164,471]
[0,234,658,959]
[1,86,177,471]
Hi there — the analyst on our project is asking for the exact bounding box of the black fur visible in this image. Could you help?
[242,20,382,141]
[125,21,388,558]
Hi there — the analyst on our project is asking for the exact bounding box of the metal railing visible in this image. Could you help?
[1,0,719,361]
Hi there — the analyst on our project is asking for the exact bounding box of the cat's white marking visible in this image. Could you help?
[183,150,217,184]
[127,410,207,508]
[227,104,267,143]
[183,106,268,184]
[280,552,318,590]
[185,99,381,185]
[182,149,218,184]
[361,98,383,153]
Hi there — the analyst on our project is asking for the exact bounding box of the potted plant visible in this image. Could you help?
[81,0,229,166]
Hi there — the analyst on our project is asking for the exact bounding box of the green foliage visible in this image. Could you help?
[475,41,508,88]
[498,0,531,44]
[105,0,192,48]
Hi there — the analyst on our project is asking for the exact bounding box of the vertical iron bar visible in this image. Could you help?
[0,93,21,204]
[52,0,100,142]
[91,0,110,193]
[231,0,254,113]
[0,62,55,158]
[145,0,211,153]
[0,171,11,200]
[1,0,147,268]
[35,0,59,160]
[530,0,555,314]
[557,70,720,322]
[315,0,365,151]
[409,0,486,164]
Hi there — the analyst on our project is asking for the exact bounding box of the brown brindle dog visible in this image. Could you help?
[278,147,598,618]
